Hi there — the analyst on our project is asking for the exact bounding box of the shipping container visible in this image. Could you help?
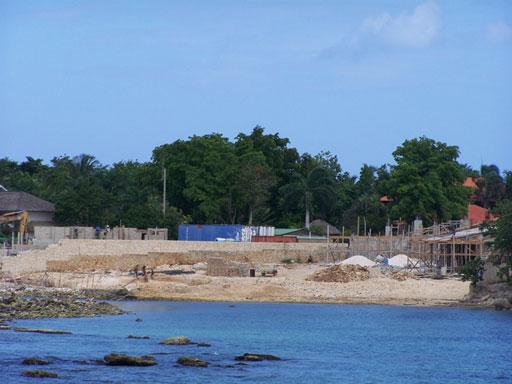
[251,235,297,243]
[250,226,275,237]
[178,224,252,242]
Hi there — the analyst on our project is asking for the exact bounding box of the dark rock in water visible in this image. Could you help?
[176,357,208,367]
[15,327,71,335]
[494,298,511,311]
[159,336,191,345]
[127,335,150,339]
[104,353,157,366]
[22,358,50,365]
[235,353,281,362]
[21,370,58,378]
[196,342,211,347]
[135,318,143,322]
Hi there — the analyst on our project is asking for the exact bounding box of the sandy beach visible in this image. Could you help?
[24,264,471,307]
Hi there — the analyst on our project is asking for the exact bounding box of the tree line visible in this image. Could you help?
[1,127,511,238]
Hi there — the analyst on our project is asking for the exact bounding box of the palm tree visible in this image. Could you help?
[281,164,336,229]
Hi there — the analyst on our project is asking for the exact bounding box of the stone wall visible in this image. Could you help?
[0,239,343,274]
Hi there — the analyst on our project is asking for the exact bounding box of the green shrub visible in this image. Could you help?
[461,257,485,286]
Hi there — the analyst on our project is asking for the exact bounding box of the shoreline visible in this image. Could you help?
[0,285,497,324]
[4,261,508,320]
[128,293,470,308]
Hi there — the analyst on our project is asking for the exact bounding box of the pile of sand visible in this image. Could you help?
[307,264,370,283]
[388,254,410,268]
[341,255,376,267]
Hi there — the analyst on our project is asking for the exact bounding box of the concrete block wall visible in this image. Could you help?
[0,239,342,274]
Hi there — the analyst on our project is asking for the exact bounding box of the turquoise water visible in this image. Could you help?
[1,301,512,383]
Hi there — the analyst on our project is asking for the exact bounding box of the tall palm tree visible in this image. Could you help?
[281,165,336,229]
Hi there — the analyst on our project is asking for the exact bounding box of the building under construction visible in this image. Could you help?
[330,220,492,274]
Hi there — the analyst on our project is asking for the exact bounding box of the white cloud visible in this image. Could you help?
[487,21,512,43]
[360,2,441,47]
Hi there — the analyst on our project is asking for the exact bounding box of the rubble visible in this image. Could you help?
[307,265,370,283]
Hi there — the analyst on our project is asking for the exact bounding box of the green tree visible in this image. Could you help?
[383,137,470,225]
[233,151,276,225]
[461,257,485,286]
[153,134,238,223]
[476,165,505,209]
[235,126,300,225]
[484,200,512,283]
[280,154,336,229]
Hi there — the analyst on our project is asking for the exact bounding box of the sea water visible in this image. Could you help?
[1,301,511,383]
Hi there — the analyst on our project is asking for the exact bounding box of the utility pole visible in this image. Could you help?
[162,167,167,215]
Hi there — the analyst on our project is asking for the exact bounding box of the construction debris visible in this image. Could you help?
[388,254,411,268]
[390,270,419,281]
[307,265,370,283]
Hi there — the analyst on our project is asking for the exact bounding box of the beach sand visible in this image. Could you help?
[27,264,470,307]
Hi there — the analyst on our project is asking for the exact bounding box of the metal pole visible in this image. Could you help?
[162,167,167,215]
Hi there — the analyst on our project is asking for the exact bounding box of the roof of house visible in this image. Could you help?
[463,177,479,190]
[468,204,489,226]
[0,192,55,213]
[275,228,300,236]
[309,219,341,236]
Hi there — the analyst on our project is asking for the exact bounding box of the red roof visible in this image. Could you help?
[379,195,393,203]
[463,177,478,190]
[468,204,488,226]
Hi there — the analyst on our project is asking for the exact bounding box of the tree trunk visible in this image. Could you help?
[305,207,310,229]
[248,207,253,226]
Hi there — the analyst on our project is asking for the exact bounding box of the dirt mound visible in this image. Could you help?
[391,270,419,281]
[307,265,370,283]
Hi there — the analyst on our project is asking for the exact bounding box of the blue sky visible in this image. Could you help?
[1,0,511,174]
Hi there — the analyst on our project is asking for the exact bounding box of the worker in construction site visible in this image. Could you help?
[142,265,148,282]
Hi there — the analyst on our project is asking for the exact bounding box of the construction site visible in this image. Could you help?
[0,188,497,307]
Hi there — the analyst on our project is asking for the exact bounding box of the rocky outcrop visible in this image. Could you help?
[235,353,281,361]
[21,370,58,378]
[127,335,150,339]
[15,327,71,335]
[22,358,50,365]
[0,286,125,321]
[159,336,191,345]
[176,357,208,367]
[103,353,157,366]
[466,283,512,310]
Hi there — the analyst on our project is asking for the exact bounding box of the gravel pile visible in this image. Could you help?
[341,255,376,267]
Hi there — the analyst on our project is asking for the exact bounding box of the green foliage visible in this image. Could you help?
[476,165,505,209]
[461,257,485,286]
[383,137,470,225]
[279,154,337,228]
[1,131,509,240]
[491,200,512,283]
